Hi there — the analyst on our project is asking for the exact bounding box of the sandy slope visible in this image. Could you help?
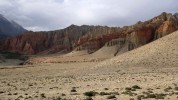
[27,50,107,64]
[96,30,178,69]
[27,44,126,64]
[91,45,119,58]
[62,50,89,57]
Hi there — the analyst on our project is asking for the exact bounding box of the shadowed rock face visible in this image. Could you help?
[0,14,27,40]
[127,25,155,50]
[0,12,178,55]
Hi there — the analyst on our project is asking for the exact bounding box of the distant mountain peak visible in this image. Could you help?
[0,14,27,40]
[0,14,9,22]
[11,20,25,30]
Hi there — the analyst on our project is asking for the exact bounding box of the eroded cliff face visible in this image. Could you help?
[0,12,178,55]
[75,12,178,53]
[0,25,99,54]
[154,13,178,39]
[126,12,178,51]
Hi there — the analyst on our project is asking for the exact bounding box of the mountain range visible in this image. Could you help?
[0,12,178,55]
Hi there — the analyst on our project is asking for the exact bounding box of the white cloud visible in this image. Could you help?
[0,0,177,31]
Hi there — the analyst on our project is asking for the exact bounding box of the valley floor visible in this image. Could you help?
[0,61,178,100]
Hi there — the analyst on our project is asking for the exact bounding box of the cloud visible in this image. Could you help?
[0,0,178,31]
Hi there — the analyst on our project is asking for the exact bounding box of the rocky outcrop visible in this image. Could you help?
[126,12,178,51]
[0,25,104,54]
[127,25,155,50]
[155,13,178,39]
[74,32,126,53]
[75,12,178,53]
[0,12,178,55]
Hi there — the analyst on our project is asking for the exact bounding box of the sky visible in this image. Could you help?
[0,0,178,31]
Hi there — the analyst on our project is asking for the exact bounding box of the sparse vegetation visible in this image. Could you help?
[61,93,66,96]
[18,95,23,99]
[84,91,98,97]
[71,87,77,92]
[99,92,119,96]
[99,92,111,95]
[124,85,141,92]
[146,94,156,98]
[8,92,12,95]
[28,84,33,87]
[132,85,141,89]
[13,92,18,95]
[125,87,132,91]
[144,93,166,99]
[106,95,116,99]
[0,91,4,94]
[40,93,46,98]
[137,95,144,100]
[164,86,172,92]
[122,90,136,96]
[104,88,109,90]
[53,97,62,100]
[155,94,166,99]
